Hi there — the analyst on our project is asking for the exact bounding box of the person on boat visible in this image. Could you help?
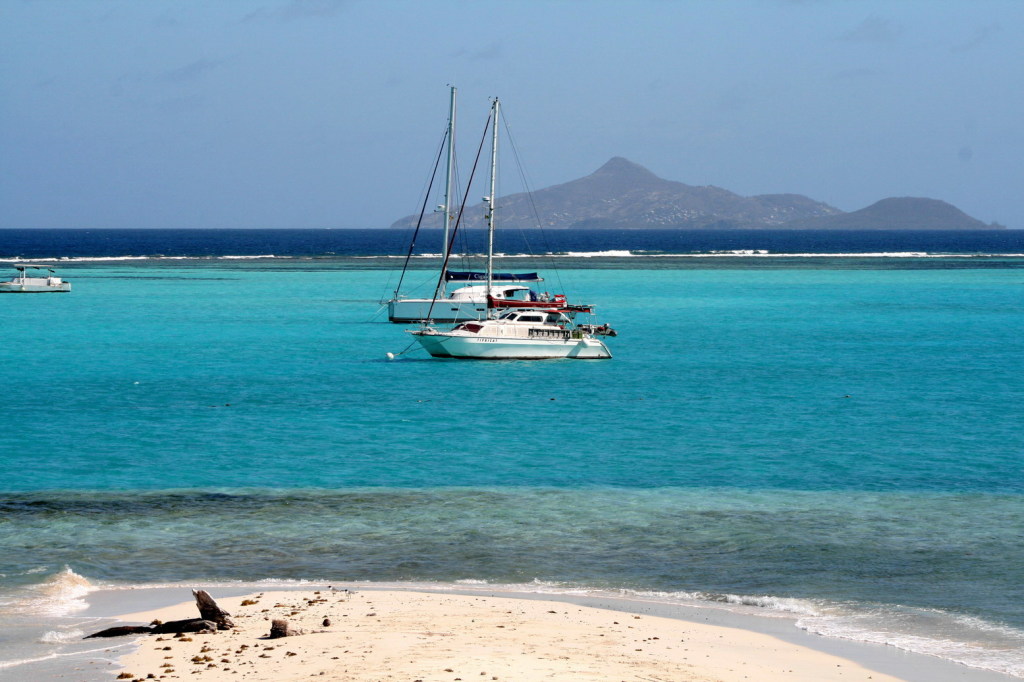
[540,291,550,302]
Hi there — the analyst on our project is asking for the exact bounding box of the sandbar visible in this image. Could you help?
[109,588,927,682]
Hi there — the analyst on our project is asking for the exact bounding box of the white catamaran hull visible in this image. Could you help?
[410,331,611,359]
[388,297,487,323]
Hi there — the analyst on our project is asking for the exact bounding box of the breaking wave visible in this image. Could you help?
[2,567,95,616]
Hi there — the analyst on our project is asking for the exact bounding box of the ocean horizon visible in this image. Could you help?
[1,228,1023,679]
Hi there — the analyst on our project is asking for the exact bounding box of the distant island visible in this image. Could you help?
[391,157,1002,230]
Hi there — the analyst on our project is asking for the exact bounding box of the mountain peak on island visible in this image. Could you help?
[863,197,973,220]
[590,157,661,182]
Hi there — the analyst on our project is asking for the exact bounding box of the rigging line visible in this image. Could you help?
[500,111,571,300]
[393,126,450,300]
[424,110,493,323]
[366,302,389,323]
[449,162,471,272]
[381,136,448,303]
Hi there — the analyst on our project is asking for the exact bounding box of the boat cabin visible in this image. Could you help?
[450,309,571,335]
[495,310,571,326]
[448,284,537,301]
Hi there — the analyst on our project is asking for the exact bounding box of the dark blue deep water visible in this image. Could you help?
[1,227,1023,260]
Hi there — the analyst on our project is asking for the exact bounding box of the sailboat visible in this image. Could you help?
[407,97,614,360]
[386,87,592,324]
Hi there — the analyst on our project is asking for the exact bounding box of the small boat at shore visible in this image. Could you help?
[0,265,71,293]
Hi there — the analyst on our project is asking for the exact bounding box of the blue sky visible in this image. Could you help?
[2,0,1021,229]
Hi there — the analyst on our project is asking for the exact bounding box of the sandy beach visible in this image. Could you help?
[109,588,908,682]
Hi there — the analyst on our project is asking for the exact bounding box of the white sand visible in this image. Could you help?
[113,589,905,682]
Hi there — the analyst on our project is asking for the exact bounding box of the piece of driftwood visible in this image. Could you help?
[151,618,218,634]
[268,619,304,638]
[85,590,235,639]
[84,625,154,639]
[193,589,234,630]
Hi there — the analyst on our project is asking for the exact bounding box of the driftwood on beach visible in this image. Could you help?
[84,625,154,639]
[150,618,219,634]
[192,589,234,629]
[85,589,234,639]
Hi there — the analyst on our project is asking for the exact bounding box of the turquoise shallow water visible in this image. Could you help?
[2,260,1024,677]
[4,265,1022,492]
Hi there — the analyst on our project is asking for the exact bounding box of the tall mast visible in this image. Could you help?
[442,85,456,261]
[436,85,457,299]
[485,97,499,317]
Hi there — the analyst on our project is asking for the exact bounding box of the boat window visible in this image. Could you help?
[499,311,518,320]
[519,315,544,322]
